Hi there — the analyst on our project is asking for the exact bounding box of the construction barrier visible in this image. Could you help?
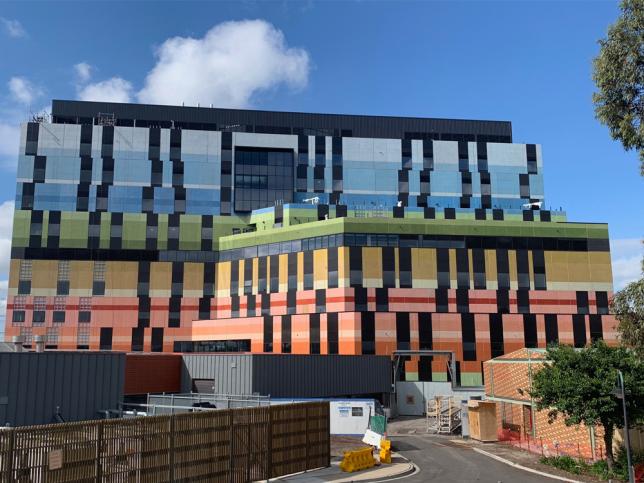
[379,439,392,464]
[339,447,376,473]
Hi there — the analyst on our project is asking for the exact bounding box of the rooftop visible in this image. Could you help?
[50,99,513,142]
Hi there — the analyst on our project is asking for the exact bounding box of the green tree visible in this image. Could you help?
[592,0,644,175]
[530,342,644,470]
[611,265,644,358]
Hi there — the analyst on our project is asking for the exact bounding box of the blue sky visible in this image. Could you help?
[0,0,643,331]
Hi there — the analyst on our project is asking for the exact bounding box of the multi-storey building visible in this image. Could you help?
[4,100,616,386]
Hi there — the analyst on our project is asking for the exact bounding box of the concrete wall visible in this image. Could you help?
[0,352,124,426]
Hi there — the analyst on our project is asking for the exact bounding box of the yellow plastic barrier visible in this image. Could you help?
[339,446,376,472]
[379,438,392,464]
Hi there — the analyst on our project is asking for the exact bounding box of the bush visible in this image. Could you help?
[541,448,644,481]
[539,456,587,475]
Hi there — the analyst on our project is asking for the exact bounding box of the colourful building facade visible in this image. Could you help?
[4,100,616,386]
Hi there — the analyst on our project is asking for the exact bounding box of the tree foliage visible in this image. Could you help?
[611,270,644,358]
[530,342,644,469]
[593,0,644,175]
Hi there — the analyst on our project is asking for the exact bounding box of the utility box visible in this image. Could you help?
[468,400,497,442]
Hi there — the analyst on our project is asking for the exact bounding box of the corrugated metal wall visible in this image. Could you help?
[252,355,391,398]
[0,352,124,427]
[180,354,391,398]
[180,354,254,394]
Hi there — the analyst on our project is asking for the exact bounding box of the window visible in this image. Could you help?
[99,327,113,351]
[151,328,164,352]
[12,311,25,324]
[33,296,46,324]
[234,148,294,212]
[352,407,363,417]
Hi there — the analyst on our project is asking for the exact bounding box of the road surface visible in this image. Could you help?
[391,435,553,482]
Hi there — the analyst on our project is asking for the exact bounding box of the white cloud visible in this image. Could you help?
[137,19,310,107]
[1,18,26,38]
[74,62,93,83]
[8,77,42,106]
[78,77,133,103]
[611,238,644,290]
[77,20,309,108]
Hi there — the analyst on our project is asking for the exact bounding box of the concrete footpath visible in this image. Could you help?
[271,454,416,482]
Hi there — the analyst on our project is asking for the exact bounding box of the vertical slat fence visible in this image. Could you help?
[0,401,329,483]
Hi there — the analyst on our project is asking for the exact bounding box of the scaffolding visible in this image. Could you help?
[426,396,462,434]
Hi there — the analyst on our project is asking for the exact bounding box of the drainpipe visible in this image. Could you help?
[12,335,24,353]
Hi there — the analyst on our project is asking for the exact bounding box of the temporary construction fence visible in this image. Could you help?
[0,401,330,482]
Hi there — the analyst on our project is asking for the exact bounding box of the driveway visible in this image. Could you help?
[391,435,555,482]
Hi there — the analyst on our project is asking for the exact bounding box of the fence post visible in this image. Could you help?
[7,428,15,482]
[228,411,234,483]
[169,415,175,483]
[95,422,103,482]
[266,406,273,479]
[246,411,251,483]
[305,404,310,471]
[327,403,331,468]
[541,438,544,457]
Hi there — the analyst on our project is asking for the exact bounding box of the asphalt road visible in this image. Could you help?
[390,435,552,482]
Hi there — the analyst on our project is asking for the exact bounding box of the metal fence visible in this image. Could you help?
[0,401,330,482]
[143,393,271,414]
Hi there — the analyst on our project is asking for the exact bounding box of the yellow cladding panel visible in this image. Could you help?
[32,260,57,290]
[508,250,518,287]
[485,249,497,280]
[338,246,350,287]
[151,262,172,292]
[545,251,568,284]
[314,249,328,288]
[566,252,591,283]
[297,252,304,291]
[216,261,231,297]
[106,262,138,294]
[8,259,20,289]
[70,261,93,293]
[279,254,288,291]
[411,248,437,288]
[589,252,613,284]
[252,258,259,294]
[449,248,457,285]
[183,263,204,293]
[362,247,382,287]
[238,260,245,294]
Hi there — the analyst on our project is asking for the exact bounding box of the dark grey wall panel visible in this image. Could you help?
[52,100,512,141]
[0,352,124,427]
[251,355,391,398]
[181,354,253,394]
